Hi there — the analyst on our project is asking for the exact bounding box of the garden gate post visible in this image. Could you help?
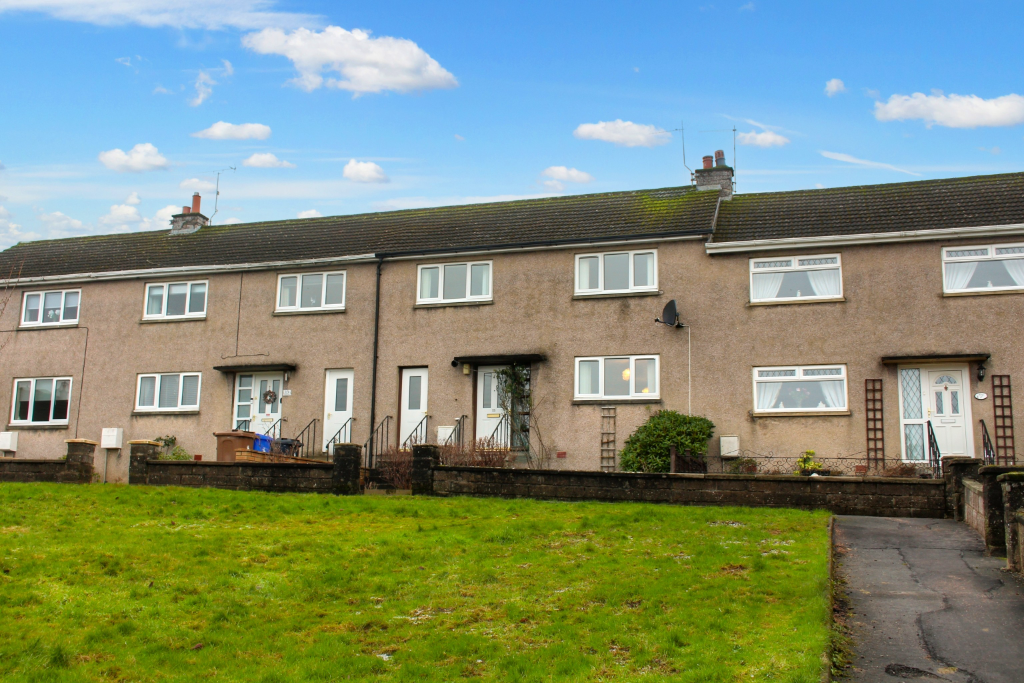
[411,444,440,495]
[62,439,97,483]
[128,440,161,485]
[332,443,362,495]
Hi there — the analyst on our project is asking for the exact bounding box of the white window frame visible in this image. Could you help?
[748,253,843,303]
[941,243,1024,294]
[143,280,208,320]
[20,289,81,327]
[574,249,659,296]
[416,260,493,304]
[574,355,660,400]
[752,364,848,414]
[9,376,73,425]
[135,372,202,412]
[275,271,347,312]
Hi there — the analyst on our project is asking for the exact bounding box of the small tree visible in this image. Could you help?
[619,411,715,473]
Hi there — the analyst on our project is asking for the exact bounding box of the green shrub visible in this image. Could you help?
[794,450,823,475]
[619,411,715,473]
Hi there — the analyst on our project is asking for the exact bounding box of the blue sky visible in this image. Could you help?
[1,1,1023,247]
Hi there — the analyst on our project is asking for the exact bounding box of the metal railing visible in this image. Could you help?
[363,415,392,468]
[265,419,283,440]
[487,413,529,451]
[981,419,997,465]
[290,418,317,459]
[236,419,250,431]
[927,420,942,475]
[327,417,355,455]
[442,415,467,447]
[402,415,430,448]
[709,449,938,478]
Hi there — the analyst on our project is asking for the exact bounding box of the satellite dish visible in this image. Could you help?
[655,299,683,328]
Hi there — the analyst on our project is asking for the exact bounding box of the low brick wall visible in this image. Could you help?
[964,479,986,538]
[429,464,947,516]
[0,440,96,484]
[999,473,1024,573]
[128,442,361,495]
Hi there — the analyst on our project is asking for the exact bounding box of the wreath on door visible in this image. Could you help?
[262,389,278,405]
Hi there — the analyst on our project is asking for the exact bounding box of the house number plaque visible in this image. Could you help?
[974,392,988,400]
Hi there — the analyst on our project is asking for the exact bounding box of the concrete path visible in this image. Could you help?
[835,517,1024,683]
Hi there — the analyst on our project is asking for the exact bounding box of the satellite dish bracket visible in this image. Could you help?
[655,299,685,328]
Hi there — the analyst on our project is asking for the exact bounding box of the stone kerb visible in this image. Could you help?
[998,472,1024,571]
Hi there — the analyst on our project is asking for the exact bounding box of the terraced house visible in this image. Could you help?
[1,158,1021,481]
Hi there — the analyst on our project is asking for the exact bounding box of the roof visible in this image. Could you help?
[712,172,1024,243]
[0,186,718,280]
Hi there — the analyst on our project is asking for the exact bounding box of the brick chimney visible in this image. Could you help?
[170,193,209,234]
[694,149,734,200]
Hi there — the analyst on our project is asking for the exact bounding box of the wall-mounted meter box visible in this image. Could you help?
[0,431,18,452]
[720,435,740,458]
[101,428,123,450]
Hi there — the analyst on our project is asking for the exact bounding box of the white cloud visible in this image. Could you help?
[153,204,179,228]
[297,209,322,218]
[825,78,846,97]
[541,166,594,183]
[98,143,169,172]
[820,151,921,176]
[190,71,215,106]
[242,26,458,95]
[243,152,296,169]
[221,217,242,224]
[192,121,272,140]
[180,178,217,191]
[115,56,131,67]
[737,130,790,147]
[874,92,1024,128]
[0,0,318,30]
[739,2,755,10]
[373,193,557,211]
[0,206,40,248]
[573,120,671,147]
[152,85,172,95]
[125,191,141,205]
[343,159,388,183]
[454,134,464,141]
[221,59,234,76]
[99,202,180,233]
[38,210,86,238]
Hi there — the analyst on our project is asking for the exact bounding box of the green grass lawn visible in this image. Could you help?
[0,484,831,682]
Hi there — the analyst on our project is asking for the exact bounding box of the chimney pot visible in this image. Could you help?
[702,155,714,169]
[182,206,191,214]
[714,149,726,167]
[191,193,201,214]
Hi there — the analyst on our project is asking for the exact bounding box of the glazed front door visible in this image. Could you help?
[475,365,508,441]
[235,373,283,435]
[323,369,354,449]
[927,369,970,457]
[399,368,428,447]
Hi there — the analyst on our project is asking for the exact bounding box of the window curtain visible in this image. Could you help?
[944,261,978,290]
[751,273,784,300]
[819,380,846,408]
[807,269,841,297]
[1003,258,1024,286]
[756,381,782,410]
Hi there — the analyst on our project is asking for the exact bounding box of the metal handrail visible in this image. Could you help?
[327,417,355,453]
[442,415,467,447]
[980,419,997,465]
[236,419,250,431]
[488,413,510,449]
[363,415,392,468]
[926,420,942,474]
[402,415,430,448]
[291,418,317,459]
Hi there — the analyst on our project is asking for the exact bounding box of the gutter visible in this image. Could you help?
[368,256,384,454]
[705,222,1024,254]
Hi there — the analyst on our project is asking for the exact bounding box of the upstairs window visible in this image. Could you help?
[753,365,847,413]
[21,289,80,326]
[942,243,1024,293]
[277,272,346,312]
[417,261,492,304]
[749,254,843,303]
[10,377,72,425]
[576,250,658,295]
[575,355,659,400]
[144,281,207,320]
[136,372,201,412]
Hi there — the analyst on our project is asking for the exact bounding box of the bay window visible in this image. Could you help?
[277,271,346,311]
[749,254,843,303]
[575,355,659,399]
[753,365,847,414]
[136,373,201,412]
[942,243,1024,293]
[417,261,492,304]
[21,289,80,326]
[575,249,658,295]
[10,377,72,425]
[144,281,207,319]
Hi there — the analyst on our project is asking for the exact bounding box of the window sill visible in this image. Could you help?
[140,317,207,324]
[273,308,346,316]
[414,300,494,309]
[131,410,201,416]
[573,290,662,300]
[942,289,1024,298]
[747,297,845,307]
[17,323,80,330]
[573,398,662,405]
[5,423,69,430]
[751,410,851,418]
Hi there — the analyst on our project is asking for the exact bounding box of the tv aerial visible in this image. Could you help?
[655,299,685,328]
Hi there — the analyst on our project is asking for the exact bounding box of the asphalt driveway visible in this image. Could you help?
[835,516,1024,683]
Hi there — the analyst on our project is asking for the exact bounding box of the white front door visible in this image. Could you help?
[898,365,972,461]
[323,369,354,449]
[235,372,284,435]
[399,368,428,446]
[476,365,507,441]
[928,368,970,457]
